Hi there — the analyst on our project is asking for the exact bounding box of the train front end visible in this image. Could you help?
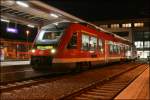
[30,22,69,70]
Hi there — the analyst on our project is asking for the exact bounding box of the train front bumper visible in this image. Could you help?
[31,56,53,66]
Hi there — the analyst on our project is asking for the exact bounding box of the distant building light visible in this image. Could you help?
[27,24,35,28]
[50,13,59,18]
[6,27,18,33]
[1,19,10,23]
[122,23,131,28]
[16,1,29,7]
[111,24,119,28]
[134,22,144,27]
[100,24,108,28]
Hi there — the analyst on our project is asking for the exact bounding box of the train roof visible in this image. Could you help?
[48,21,131,45]
[78,22,131,45]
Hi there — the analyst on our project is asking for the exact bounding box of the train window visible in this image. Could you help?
[43,31,62,40]
[109,41,114,54]
[67,33,77,49]
[116,45,120,54]
[113,44,119,54]
[98,39,103,53]
[113,44,117,53]
[118,45,121,54]
[82,34,90,50]
[90,36,97,51]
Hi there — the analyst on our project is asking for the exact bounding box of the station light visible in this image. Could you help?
[16,1,29,7]
[50,13,59,18]
[1,19,10,23]
[53,22,58,26]
[6,27,18,33]
[26,30,30,36]
[27,24,35,28]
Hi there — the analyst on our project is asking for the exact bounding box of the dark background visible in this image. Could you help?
[1,0,149,41]
[41,0,150,21]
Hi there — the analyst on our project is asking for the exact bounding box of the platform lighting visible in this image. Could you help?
[16,1,29,7]
[26,30,30,36]
[6,27,18,33]
[50,13,59,18]
[53,22,58,26]
[1,19,10,23]
[27,24,35,28]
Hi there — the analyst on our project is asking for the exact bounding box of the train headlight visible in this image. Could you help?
[51,48,56,54]
[31,49,35,53]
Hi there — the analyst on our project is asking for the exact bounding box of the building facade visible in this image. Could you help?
[0,38,33,61]
[93,18,150,59]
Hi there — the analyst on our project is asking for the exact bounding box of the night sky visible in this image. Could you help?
[41,0,150,21]
[1,0,149,41]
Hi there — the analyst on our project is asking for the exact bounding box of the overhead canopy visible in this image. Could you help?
[0,0,130,43]
[0,0,85,27]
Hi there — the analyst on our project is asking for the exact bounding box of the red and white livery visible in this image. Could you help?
[30,22,136,70]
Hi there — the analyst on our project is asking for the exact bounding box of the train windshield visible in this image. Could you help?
[35,22,70,45]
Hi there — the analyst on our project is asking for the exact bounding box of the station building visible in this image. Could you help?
[93,18,150,59]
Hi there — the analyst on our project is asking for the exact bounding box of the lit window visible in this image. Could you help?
[100,25,108,28]
[98,39,103,53]
[134,41,143,48]
[82,34,90,50]
[90,36,97,51]
[111,24,119,28]
[109,41,114,53]
[144,41,150,48]
[122,23,131,28]
[134,23,144,27]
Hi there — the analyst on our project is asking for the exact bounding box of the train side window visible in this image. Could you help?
[90,36,97,51]
[113,44,117,53]
[67,32,77,49]
[82,34,90,50]
[98,39,103,53]
[118,45,121,54]
[109,41,113,54]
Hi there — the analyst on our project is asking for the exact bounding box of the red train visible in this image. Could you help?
[30,22,136,70]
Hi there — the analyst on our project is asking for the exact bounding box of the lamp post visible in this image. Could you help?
[26,30,29,59]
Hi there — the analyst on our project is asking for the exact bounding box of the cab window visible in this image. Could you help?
[67,32,77,49]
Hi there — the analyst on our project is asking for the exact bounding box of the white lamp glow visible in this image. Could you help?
[16,1,29,7]
[50,13,59,18]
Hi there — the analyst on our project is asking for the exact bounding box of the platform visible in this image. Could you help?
[115,67,149,99]
[0,61,30,67]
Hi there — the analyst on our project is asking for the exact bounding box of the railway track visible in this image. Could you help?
[0,62,136,92]
[61,64,148,100]
[0,62,146,100]
[0,72,71,92]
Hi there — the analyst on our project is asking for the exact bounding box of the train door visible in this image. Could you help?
[97,38,105,63]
